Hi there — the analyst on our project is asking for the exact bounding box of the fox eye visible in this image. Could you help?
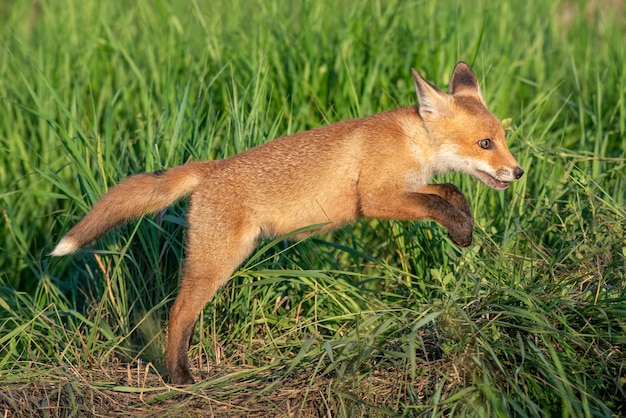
[478,139,493,150]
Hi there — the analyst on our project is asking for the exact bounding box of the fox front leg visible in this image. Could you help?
[415,191,473,247]
[361,186,474,247]
[417,183,474,245]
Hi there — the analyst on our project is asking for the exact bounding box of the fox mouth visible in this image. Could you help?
[476,171,510,190]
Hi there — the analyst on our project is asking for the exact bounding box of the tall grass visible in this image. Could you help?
[1,0,625,416]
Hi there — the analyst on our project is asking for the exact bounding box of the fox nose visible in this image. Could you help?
[514,166,524,179]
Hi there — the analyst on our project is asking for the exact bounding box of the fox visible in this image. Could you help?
[51,61,524,385]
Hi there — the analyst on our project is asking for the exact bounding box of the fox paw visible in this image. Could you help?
[169,366,195,385]
[449,229,473,247]
[437,183,473,218]
[447,215,474,247]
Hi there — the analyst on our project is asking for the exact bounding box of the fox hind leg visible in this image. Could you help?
[167,266,220,385]
[166,220,259,385]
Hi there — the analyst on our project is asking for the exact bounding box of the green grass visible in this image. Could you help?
[1,0,625,416]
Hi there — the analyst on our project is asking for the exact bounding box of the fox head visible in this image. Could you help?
[412,62,524,190]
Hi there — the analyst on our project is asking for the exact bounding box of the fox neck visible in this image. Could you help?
[408,131,462,177]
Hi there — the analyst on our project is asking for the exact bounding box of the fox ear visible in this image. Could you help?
[448,61,484,102]
[412,68,450,117]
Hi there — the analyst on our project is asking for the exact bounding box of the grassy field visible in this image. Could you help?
[1,0,625,416]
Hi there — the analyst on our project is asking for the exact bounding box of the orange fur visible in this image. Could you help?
[52,62,524,384]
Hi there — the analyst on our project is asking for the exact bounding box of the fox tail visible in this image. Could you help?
[51,162,204,256]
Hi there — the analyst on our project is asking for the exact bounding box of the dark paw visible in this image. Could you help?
[170,368,196,385]
[439,183,472,218]
[449,229,473,247]
[447,216,474,247]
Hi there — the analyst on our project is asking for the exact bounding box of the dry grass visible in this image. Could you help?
[0,358,439,417]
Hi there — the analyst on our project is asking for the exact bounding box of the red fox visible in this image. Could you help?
[52,62,524,384]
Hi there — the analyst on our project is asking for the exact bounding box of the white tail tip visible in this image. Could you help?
[50,238,79,256]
